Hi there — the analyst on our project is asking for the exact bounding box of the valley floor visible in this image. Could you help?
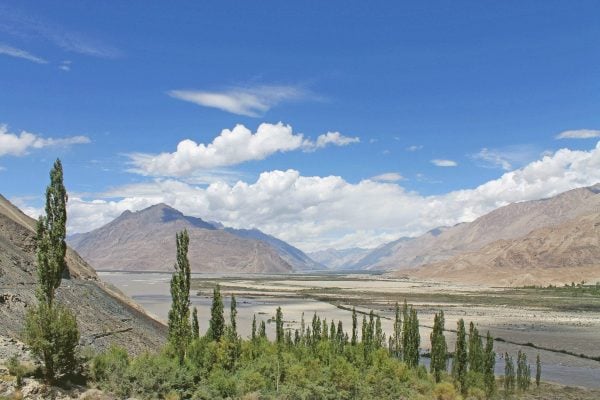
[99,271,600,390]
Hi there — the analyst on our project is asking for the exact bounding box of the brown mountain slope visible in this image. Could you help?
[404,212,600,286]
[68,204,293,273]
[0,195,165,354]
[360,184,600,270]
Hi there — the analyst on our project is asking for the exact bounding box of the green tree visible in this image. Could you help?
[258,320,267,339]
[535,354,541,388]
[392,301,402,358]
[351,307,357,345]
[483,331,496,398]
[430,310,447,382]
[207,284,225,341]
[468,322,483,373]
[191,307,199,340]
[453,318,468,395]
[375,316,383,348]
[36,159,69,305]
[275,306,284,344]
[230,294,238,337]
[406,308,420,368]
[25,160,79,383]
[167,230,191,363]
[516,350,531,391]
[504,352,515,395]
[251,314,257,341]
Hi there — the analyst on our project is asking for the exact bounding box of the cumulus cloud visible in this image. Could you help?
[128,123,360,177]
[370,172,404,182]
[556,129,600,139]
[0,43,47,64]
[55,141,600,251]
[431,159,457,167]
[406,145,423,152]
[168,85,309,117]
[0,124,90,157]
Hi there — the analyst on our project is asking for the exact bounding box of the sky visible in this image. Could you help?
[1,1,600,252]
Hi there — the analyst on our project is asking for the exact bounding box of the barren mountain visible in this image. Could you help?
[404,211,600,286]
[308,247,372,270]
[222,227,324,271]
[359,184,600,270]
[68,204,293,273]
[0,195,165,355]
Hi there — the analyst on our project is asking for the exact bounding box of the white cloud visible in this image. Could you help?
[58,141,600,252]
[556,129,600,139]
[406,145,423,152]
[370,172,404,182]
[315,131,360,148]
[168,85,309,117]
[128,123,360,177]
[431,159,457,167]
[0,43,47,64]
[0,124,90,157]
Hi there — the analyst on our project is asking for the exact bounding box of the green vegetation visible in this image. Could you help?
[430,310,447,383]
[167,229,192,363]
[24,159,80,383]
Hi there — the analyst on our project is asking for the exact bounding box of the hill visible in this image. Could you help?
[405,211,600,286]
[68,204,294,273]
[0,195,165,355]
[358,184,600,270]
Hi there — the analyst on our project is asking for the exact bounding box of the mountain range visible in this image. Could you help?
[68,203,322,273]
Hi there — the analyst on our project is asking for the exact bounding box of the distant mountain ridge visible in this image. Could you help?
[222,227,324,271]
[69,204,320,273]
[308,247,372,270]
[356,184,600,271]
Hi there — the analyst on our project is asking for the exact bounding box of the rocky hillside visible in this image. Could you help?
[358,184,600,270]
[405,211,600,286]
[68,204,294,273]
[0,194,166,355]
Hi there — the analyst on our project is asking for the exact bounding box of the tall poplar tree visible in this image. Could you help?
[191,307,199,339]
[25,159,79,382]
[275,306,284,344]
[167,230,191,363]
[453,318,468,395]
[483,331,496,398]
[208,284,225,341]
[392,301,402,358]
[351,307,358,345]
[430,310,447,382]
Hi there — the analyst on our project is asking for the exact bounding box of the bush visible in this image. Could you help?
[433,382,460,400]
[24,302,79,382]
[7,356,27,387]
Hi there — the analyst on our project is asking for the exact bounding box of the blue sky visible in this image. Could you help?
[1,1,600,250]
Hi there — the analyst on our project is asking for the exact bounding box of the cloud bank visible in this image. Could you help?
[0,124,90,157]
[63,141,600,251]
[128,123,360,177]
